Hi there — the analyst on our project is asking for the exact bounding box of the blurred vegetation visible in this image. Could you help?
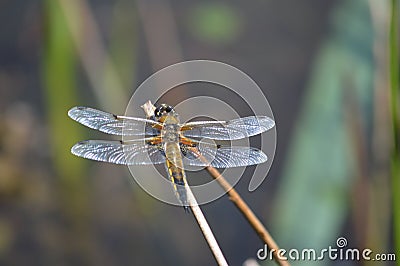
[390,0,400,262]
[43,0,91,263]
[186,3,243,46]
[273,0,394,265]
[0,0,396,265]
[43,0,88,218]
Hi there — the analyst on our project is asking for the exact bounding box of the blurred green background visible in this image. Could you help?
[0,0,398,265]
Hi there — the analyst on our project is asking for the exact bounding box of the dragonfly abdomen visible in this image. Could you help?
[164,141,189,210]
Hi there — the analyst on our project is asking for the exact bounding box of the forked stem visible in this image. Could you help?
[141,101,286,265]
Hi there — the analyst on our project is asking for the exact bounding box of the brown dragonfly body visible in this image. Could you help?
[161,113,189,209]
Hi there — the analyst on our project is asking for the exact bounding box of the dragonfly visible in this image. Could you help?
[68,104,275,210]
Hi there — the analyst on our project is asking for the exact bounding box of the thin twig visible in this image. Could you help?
[186,184,229,266]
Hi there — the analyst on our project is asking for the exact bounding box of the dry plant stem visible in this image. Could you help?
[185,184,229,266]
[186,146,288,266]
[205,166,289,266]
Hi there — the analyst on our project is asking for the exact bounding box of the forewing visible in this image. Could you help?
[68,106,162,136]
[181,140,268,168]
[181,116,275,140]
[71,139,165,165]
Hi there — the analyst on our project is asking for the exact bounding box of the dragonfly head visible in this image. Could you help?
[154,104,175,119]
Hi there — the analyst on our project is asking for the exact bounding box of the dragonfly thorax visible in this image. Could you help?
[162,131,179,142]
[161,122,180,142]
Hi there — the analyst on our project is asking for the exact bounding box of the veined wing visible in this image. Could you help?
[68,106,162,136]
[181,139,268,168]
[181,116,275,140]
[71,138,165,165]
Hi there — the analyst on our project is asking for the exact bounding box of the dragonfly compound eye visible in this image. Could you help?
[154,107,162,118]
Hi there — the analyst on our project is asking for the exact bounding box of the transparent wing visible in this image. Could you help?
[181,140,268,168]
[71,138,165,165]
[68,106,162,136]
[181,116,275,140]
